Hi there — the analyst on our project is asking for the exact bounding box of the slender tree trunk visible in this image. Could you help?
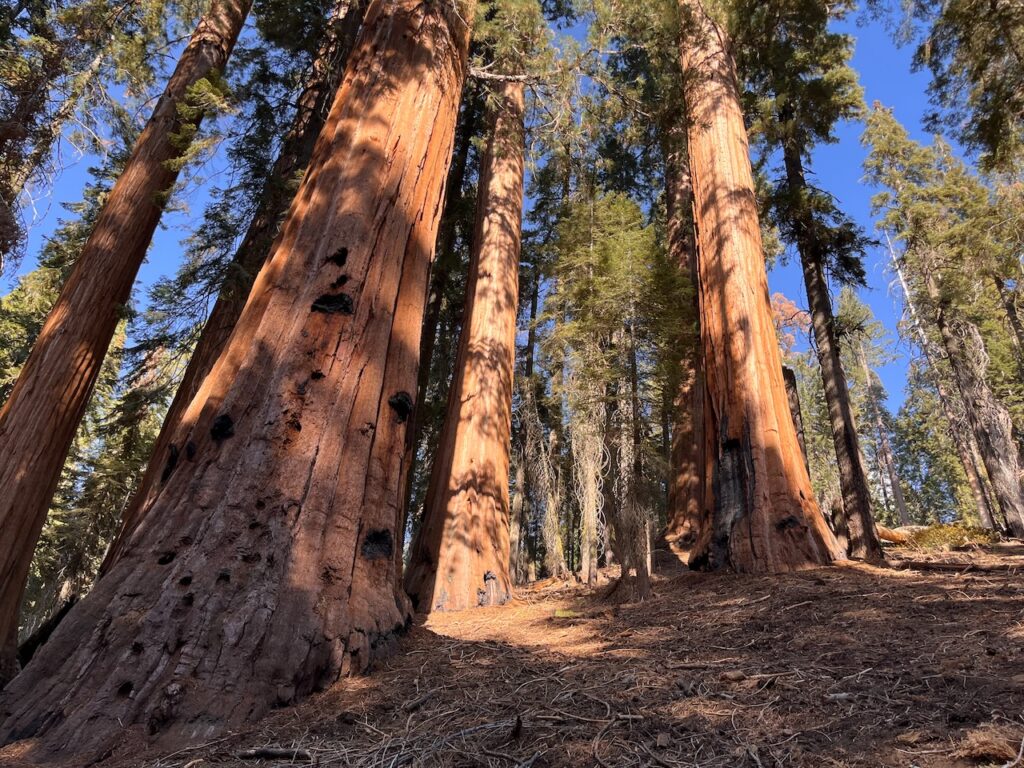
[0,0,253,689]
[405,80,524,612]
[677,0,840,572]
[782,141,883,561]
[925,272,1024,537]
[0,0,474,755]
[782,366,809,472]
[663,122,706,550]
[890,239,998,529]
[857,344,910,526]
[993,275,1024,381]
[101,0,366,574]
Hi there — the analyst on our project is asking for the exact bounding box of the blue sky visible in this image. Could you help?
[6,11,950,414]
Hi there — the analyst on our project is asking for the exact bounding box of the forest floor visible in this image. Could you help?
[18,543,1024,768]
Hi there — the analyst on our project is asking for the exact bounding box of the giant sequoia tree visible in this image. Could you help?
[0,0,474,756]
[405,79,525,612]
[677,0,841,571]
[0,0,253,686]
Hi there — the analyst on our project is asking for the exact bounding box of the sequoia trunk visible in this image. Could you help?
[663,123,706,551]
[0,0,252,687]
[677,0,840,572]
[783,144,883,562]
[102,0,366,573]
[0,0,473,756]
[405,81,524,612]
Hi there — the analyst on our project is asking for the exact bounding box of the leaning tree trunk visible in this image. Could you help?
[890,241,998,529]
[677,0,840,572]
[663,121,706,551]
[101,0,366,574]
[926,273,1024,537]
[405,80,524,612]
[0,0,474,756]
[0,0,252,689]
[783,143,883,562]
[782,366,809,472]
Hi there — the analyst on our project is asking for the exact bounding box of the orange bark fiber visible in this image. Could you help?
[663,127,707,551]
[405,80,525,612]
[677,0,841,572]
[100,0,367,574]
[0,0,253,687]
[0,0,474,757]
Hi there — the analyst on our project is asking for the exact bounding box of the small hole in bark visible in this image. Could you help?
[775,515,802,532]
[359,422,375,436]
[311,370,325,380]
[267,553,276,567]
[255,499,265,510]
[161,444,179,484]
[361,529,393,560]
[117,681,134,698]
[311,293,354,315]
[210,414,234,442]
[328,246,348,266]
[217,570,231,584]
[249,519,262,529]
[330,274,350,289]
[179,536,192,546]
[131,642,144,655]
[483,570,497,583]
[178,575,192,586]
[387,392,414,423]
[286,415,302,432]
[157,552,176,565]
[182,593,194,607]
[185,441,197,460]
[241,552,261,563]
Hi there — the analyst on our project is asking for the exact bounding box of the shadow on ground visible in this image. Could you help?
[9,545,1024,767]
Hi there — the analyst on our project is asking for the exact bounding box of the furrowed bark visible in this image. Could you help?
[677,0,841,572]
[925,272,1024,537]
[663,123,706,550]
[405,80,524,612]
[0,0,252,688]
[782,142,883,562]
[102,0,367,574]
[0,0,474,756]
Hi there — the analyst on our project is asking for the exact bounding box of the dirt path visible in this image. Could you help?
[7,545,1024,767]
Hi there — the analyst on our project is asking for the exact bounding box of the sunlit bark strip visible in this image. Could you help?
[405,80,524,612]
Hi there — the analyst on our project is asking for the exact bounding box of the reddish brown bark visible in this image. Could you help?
[677,0,841,572]
[101,0,367,574]
[663,124,706,551]
[0,0,252,688]
[405,80,524,612]
[0,0,473,756]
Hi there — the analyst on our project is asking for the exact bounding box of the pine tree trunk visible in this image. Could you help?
[102,0,366,574]
[677,0,840,572]
[0,0,474,755]
[0,0,252,689]
[890,242,998,529]
[663,124,706,550]
[925,273,1024,537]
[858,345,911,526]
[782,142,883,561]
[405,80,523,612]
[782,366,809,472]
